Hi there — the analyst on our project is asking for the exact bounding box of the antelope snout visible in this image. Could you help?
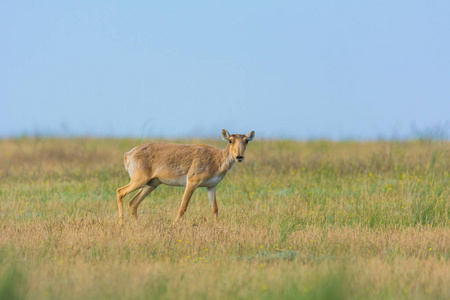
[236,156,244,162]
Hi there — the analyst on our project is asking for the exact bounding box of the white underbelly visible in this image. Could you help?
[199,176,224,188]
[159,176,187,187]
[156,175,224,188]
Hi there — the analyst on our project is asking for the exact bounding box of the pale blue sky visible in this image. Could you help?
[2,1,449,139]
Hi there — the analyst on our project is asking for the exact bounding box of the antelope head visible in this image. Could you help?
[222,129,255,162]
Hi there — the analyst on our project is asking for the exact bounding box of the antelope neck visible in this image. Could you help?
[219,144,236,173]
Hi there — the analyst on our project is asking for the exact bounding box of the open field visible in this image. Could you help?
[1,138,449,299]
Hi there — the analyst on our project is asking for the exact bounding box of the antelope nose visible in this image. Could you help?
[236,156,244,162]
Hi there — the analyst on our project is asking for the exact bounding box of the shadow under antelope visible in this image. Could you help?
[116,129,255,225]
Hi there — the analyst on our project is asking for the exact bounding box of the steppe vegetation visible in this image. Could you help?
[1,138,449,299]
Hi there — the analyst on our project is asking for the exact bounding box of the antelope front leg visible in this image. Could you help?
[173,181,198,224]
[208,186,219,222]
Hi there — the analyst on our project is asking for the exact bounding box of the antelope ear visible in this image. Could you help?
[245,131,255,142]
[222,129,231,141]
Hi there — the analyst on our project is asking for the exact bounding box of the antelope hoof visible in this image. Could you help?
[172,217,181,226]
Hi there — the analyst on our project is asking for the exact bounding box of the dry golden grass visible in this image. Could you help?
[0,138,449,299]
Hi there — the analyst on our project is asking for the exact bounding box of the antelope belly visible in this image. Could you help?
[159,176,187,187]
[199,176,224,188]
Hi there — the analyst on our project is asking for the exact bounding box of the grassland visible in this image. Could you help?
[0,137,449,299]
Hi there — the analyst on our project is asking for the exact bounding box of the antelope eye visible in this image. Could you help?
[228,139,232,144]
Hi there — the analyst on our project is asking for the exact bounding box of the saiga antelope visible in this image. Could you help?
[116,129,255,225]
